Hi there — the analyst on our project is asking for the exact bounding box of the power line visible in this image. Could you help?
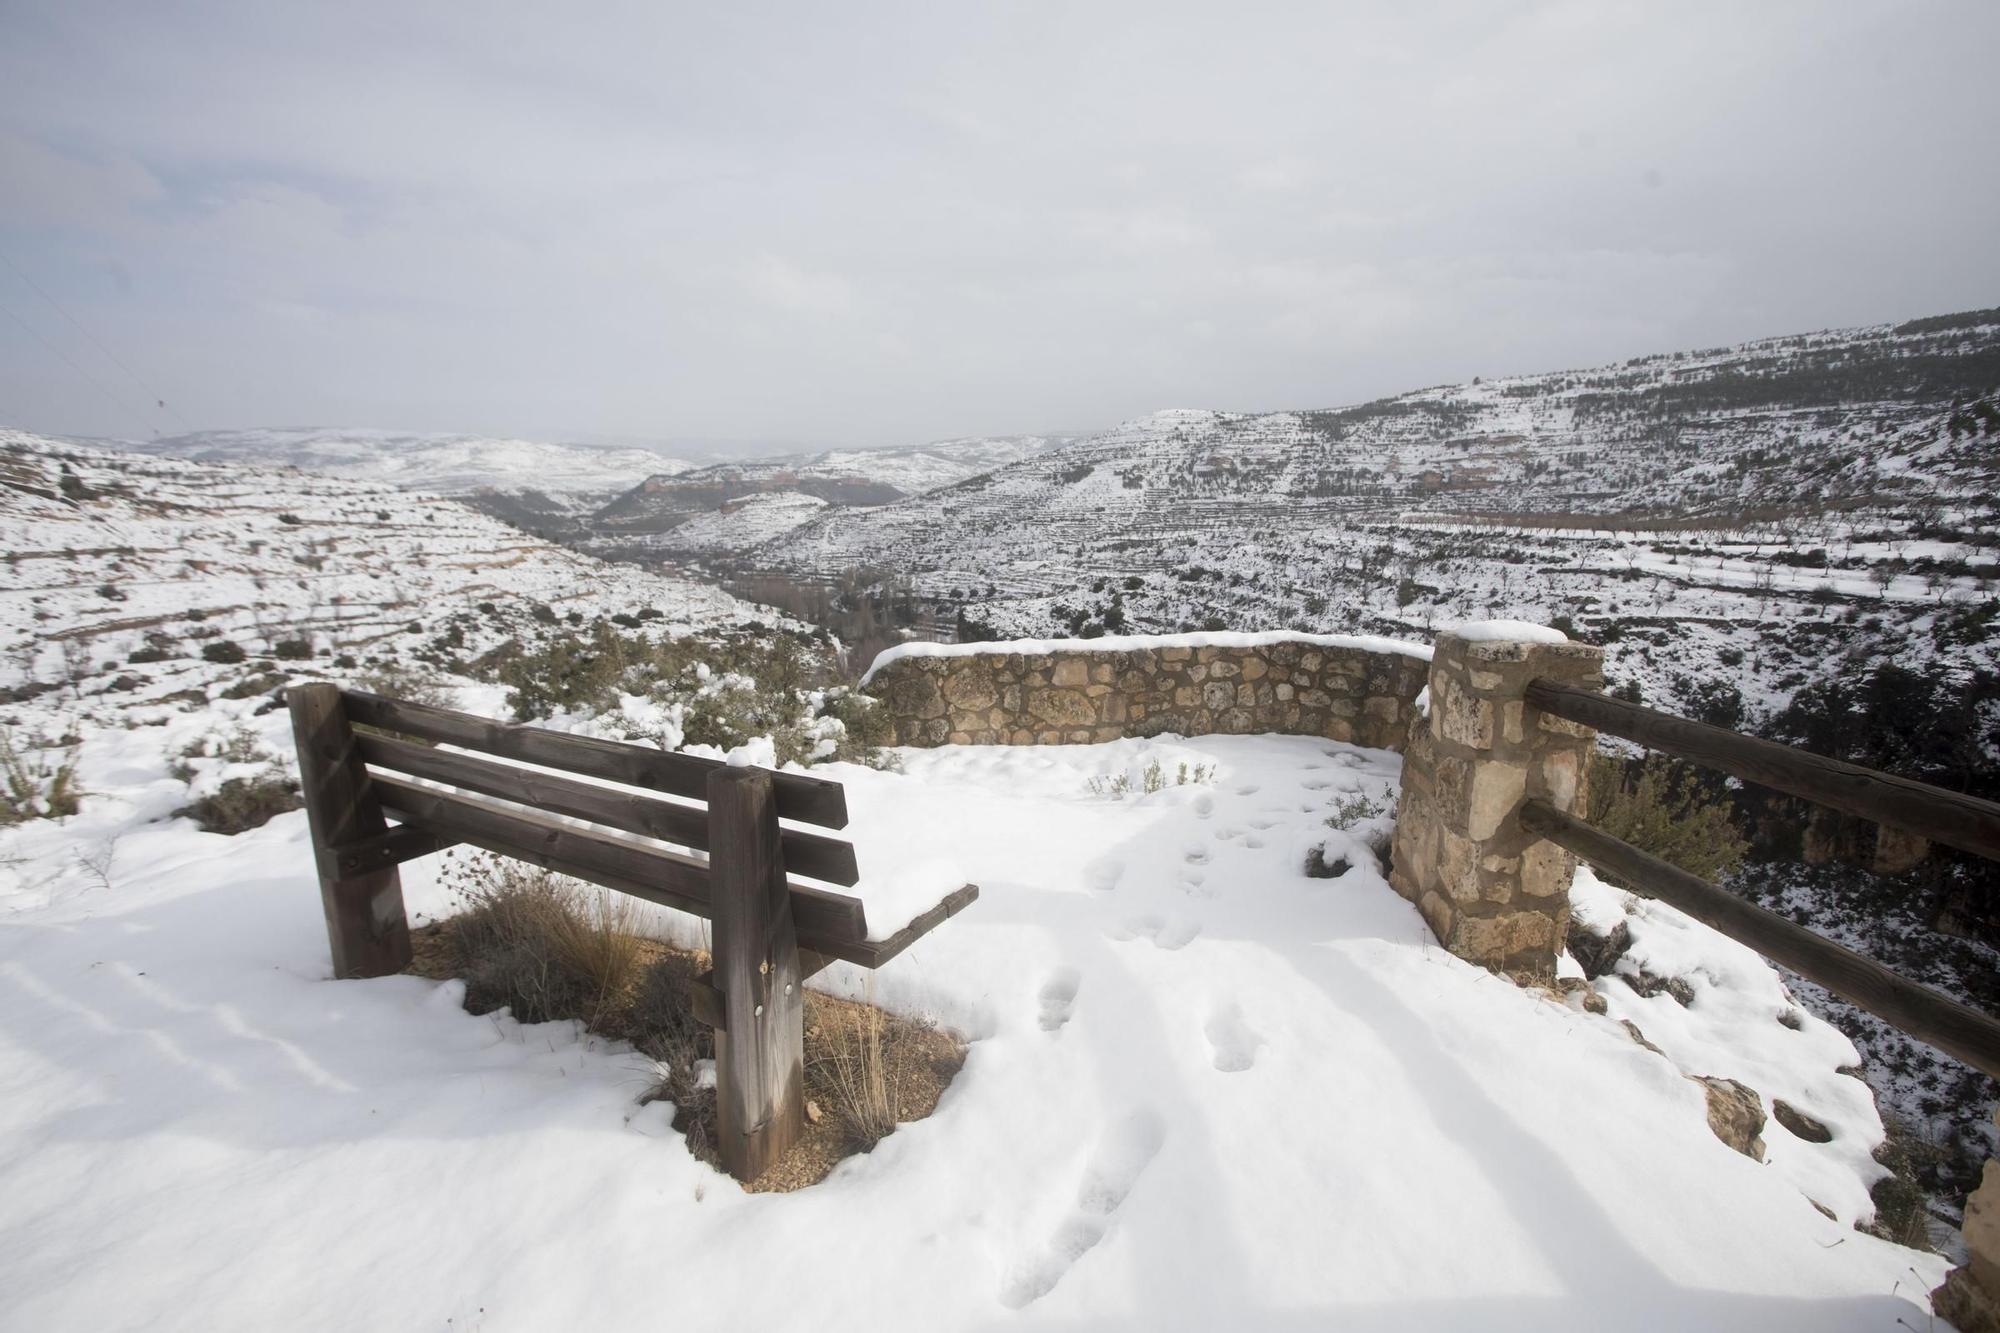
[0,288,161,437]
[0,246,197,435]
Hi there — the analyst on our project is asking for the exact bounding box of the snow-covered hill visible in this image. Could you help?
[581,433,1078,553]
[0,428,773,722]
[129,426,696,495]
[724,310,2000,722]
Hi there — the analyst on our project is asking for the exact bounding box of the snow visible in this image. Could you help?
[0,725,1947,1330]
[1444,619,1570,644]
[861,630,1433,685]
[122,426,694,495]
[1570,870,1886,1224]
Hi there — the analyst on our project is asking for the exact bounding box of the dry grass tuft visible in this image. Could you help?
[808,996,946,1154]
[445,858,645,1025]
[412,852,964,1190]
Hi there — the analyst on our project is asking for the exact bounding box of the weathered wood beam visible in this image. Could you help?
[288,683,413,978]
[327,824,456,879]
[355,731,859,885]
[367,772,870,949]
[708,767,806,1182]
[341,688,849,829]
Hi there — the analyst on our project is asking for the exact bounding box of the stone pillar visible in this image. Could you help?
[1388,631,1603,983]
[1934,1144,2000,1332]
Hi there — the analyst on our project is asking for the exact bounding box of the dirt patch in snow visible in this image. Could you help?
[406,920,965,1192]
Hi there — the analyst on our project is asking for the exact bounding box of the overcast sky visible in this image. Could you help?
[2,1,1996,452]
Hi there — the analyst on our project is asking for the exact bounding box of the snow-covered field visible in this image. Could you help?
[0,705,1949,1329]
[0,422,1968,1329]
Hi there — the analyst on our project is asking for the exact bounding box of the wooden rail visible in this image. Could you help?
[1525,677,2000,862]
[287,682,977,1182]
[1521,800,2000,1081]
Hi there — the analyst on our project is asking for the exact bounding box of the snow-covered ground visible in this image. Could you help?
[0,712,1948,1330]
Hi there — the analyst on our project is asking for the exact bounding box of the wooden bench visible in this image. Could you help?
[286,682,977,1180]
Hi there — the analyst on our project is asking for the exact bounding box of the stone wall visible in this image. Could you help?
[1387,631,1604,983]
[862,634,1430,750]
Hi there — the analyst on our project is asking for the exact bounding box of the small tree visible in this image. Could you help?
[1587,753,1748,883]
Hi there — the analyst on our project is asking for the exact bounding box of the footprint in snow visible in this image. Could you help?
[1241,834,1266,850]
[1204,1005,1262,1073]
[1085,860,1124,893]
[1234,784,1260,796]
[1192,793,1215,818]
[1038,969,1081,1033]
[1114,915,1202,951]
[998,1111,1168,1309]
[1183,844,1211,865]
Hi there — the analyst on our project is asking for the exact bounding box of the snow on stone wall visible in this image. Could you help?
[863,634,1430,748]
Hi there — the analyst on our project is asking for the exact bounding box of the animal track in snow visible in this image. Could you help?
[1183,844,1211,865]
[1038,968,1080,1032]
[998,1111,1167,1309]
[1204,1005,1262,1072]
[1234,783,1260,796]
[1191,793,1215,818]
[1085,860,1124,893]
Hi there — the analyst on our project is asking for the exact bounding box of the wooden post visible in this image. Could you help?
[288,683,413,978]
[707,766,806,1182]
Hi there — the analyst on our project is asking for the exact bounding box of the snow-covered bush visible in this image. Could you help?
[0,729,81,824]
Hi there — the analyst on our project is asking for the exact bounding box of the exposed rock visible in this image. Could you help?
[1692,1075,1767,1161]
[1567,918,1631,979]
[1620,1019,1666,1058]
[1932,1267,2000,1333]
[1771,1099,1833,1143]
[1623,967,1696,1008]
[1554,977,1608,1015]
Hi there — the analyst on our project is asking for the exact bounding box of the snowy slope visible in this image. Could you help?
[0,716,1947,1329]
[731,312,2000,724]
[582,432,1078,546]
[128,426,696,494]
[0,428,773,706]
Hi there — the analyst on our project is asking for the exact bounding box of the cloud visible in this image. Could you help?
[0,1,1994,446]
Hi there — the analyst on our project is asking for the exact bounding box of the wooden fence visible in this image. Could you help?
[287,683,976,1181]
[1519,678,2000,1080]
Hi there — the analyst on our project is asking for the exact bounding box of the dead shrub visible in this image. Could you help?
[806,998,946,1153]
[446,859,644,1025]
[1,729,83,824]
[176,769,302,833]
[410,859,963,1189]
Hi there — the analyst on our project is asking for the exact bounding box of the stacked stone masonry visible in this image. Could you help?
[864,640,1430,751]
[1387,632,1605,984]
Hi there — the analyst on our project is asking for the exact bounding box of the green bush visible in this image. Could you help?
[1587,753,1748,883]
[201,640,247,664]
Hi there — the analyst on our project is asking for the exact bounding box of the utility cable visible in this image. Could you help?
[0,246,196,435]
